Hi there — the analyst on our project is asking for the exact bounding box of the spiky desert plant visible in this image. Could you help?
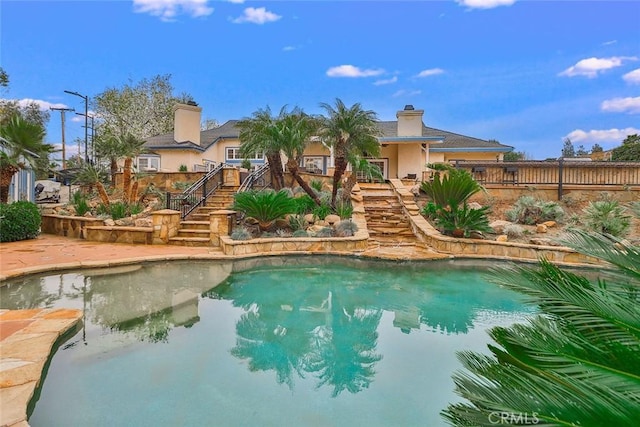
[582,199,631,237]
[442,230,640,426]
[232,189,297,230]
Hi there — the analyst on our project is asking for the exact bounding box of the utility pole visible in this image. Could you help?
[50,107,75,169]
[64,90,89,164]
[76,112,95,164]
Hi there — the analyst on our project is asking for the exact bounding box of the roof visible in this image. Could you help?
[144,119,512,152]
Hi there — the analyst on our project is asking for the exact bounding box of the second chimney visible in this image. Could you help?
[174,102,202,145]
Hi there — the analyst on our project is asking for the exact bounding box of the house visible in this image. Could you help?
[141,103,513,180]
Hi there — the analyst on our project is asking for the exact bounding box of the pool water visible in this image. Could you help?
[1,257,535,427]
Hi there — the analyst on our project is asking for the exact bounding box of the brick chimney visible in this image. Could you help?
[174,101,202,145]
[396,104,424,137]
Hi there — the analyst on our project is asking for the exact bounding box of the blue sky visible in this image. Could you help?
[1,0,639,160]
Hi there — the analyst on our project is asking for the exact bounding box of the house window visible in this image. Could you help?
[226,147,264,162]
[303,156,324,174]
[137,156,160,171]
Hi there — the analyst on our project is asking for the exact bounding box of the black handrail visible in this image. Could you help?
[238,163,271,193]
[166,163,228,219]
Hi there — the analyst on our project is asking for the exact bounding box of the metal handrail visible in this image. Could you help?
[166,163,228,219]
[238,163,271,193]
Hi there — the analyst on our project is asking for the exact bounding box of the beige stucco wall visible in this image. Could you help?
[305,142,330,156]
[152,150,203,172]
[397,144,424,178]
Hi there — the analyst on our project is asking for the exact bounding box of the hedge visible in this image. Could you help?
[0,201,41,242]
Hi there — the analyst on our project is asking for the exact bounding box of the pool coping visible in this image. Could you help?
[0,308,83,427]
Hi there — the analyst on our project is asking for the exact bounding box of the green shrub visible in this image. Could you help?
[334,200,353,219]
[420,168,483,210]
[315,226,334,238]
[582,200,631,237]
[72,191,91,216]
[178,164,188,172]
[310,179,324,192]
[436,204,492,238]
[505,196,564,225]
[335,219,359,237]
[421,201,438,220]
[292,229,309,238]
[0,201,41,242]
[312,203,331,220]
[292,194,316,215]
[230,227,252,241]
[630,201,640,218]
[288,214,307,231]
[233,190,297,226]
[109,202,128,220]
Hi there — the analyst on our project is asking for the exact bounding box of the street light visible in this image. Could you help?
[76,112,95,164]
[50,107,75,169]
[64,90,89,163]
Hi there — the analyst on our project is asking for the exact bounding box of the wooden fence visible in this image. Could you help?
[441,160,640,188]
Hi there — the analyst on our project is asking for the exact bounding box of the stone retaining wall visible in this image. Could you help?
[41,214,105,239]
[387,179,600,266]
[85,226,153,244]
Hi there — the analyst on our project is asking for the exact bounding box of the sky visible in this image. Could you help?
[1,0,639,160]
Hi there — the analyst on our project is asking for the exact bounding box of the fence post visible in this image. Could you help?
[557,158,564,200]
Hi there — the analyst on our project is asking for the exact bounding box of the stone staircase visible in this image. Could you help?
[359,183,424,249]
[168,186,238,246]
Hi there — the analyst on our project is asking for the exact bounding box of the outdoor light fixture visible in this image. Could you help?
[64,90,89,163]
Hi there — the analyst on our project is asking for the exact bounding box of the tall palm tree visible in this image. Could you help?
[341,154,383,204]
[318,99,381,207]
[94,132,125,186]
[237,107,286,191]
[0,115,51,203]
[117,133,146,203]
[442,230,640,426]
[276,107,323,205]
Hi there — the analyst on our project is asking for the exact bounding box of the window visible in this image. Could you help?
[303,156,324,174]
[137,156,160,171]
[226,147,264,161]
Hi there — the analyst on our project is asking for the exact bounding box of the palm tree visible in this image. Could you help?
[276,107,323,205]
[237,107,286,191]
[341,154,383,204]
[318,99,381,207]
[94,132,125,186]
[117,133,146,203]
[74,164,111,208]
[0,115,51,203]
[442,230,640,426]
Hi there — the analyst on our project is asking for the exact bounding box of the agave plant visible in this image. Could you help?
[232,189,298,231]
[442,230,640,426]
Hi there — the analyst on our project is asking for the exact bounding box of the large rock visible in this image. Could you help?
[496,234,508,242]
[536,224,548,233]
[489,220,512,234]
[541,220,557,228]
[468,202,483,210]
[325,214,340,225]
[134,218,153,227]
[303,213,316,225]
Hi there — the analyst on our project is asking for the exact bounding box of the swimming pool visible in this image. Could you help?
[1,257,535,427]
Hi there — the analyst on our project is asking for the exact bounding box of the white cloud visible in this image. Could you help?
[392,89,422,98]
[623,68,640,84]
[282,46,296,52]
[227,0,244,3]
[133,0,213,22]
[416,68,444,78]
[326,65,384,78]
[232,7,281,24]
[602,40,617,46]
[1,98,69,111]
[456,0,516,10]
[559,56,637,78]
[373,76,398,86]
[601,96,640,114]
[564,127,640,144]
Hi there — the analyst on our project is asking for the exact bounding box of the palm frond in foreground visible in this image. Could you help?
[442,230,640,426]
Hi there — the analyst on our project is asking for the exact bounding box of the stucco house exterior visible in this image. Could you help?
[141,103,512,181]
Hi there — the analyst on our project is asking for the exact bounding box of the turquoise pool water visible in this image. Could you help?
[1,257,535,427]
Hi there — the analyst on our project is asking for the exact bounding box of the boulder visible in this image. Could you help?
[496,234,508,242]
[469,231,486,240]
[104,218,115,226]
[489,220,512,234]
[536,224,548,233]
[325,214,340,225]
[468,202,483,210]
[541,220,557,228]
[134,218,153,227]
[303,213,316,225]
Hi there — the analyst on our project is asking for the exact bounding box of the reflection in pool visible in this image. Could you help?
[1,257,535,427]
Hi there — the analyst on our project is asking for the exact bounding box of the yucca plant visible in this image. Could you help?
[232,189,297,230]
[582,199,631,237]
[443,230,640,426]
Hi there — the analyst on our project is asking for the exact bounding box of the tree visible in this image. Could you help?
[0,115,51,202]
[561,138,575,157]
[442,230,640,426]
[0,67,8,88]
[118,133,147,203]
[236,107,287,191]
[201,118,220,130]
[591,143,603,153]
[611,134,640,162]
[94,74,191,140]
[94,133,125,186]
[341,155,383,203]
[503,151,526,162]
[576,144,588,156]
[318,99,381,207]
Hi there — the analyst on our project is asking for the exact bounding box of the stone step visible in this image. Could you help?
[368,227,414,235]
[176,229,210,238]
[180,220,210,230]
[167,236,212,246]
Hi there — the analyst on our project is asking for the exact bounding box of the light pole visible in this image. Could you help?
[64,90,89,164]
[50,107,75,169]
[76,112,95,164]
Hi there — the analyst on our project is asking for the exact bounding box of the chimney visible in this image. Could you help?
[396,105,424,137]
[174,101,202,145]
